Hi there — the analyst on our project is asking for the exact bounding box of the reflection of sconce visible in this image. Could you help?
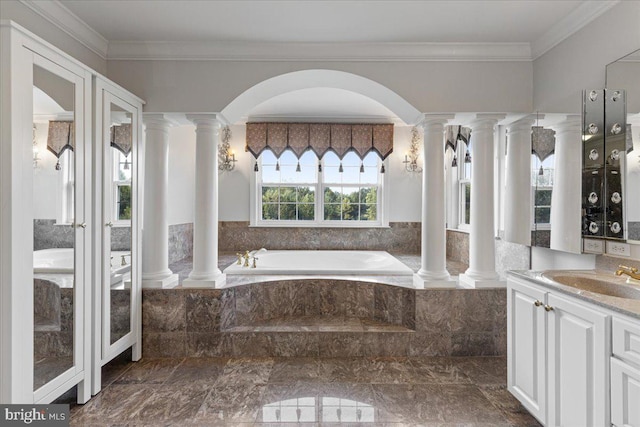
[218,126,237,171]
[403,127,423,172]
[32,124,40,169]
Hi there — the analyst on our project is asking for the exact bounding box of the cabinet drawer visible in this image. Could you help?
[611,357,640,427]
[613,317,640,367]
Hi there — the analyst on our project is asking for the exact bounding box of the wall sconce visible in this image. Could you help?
[218,125,237,171]
[32,124,40,169]
[403,126,423,172]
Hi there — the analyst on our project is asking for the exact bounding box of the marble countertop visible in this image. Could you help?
[509,270,640,320]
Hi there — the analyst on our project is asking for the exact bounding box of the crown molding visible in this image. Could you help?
[19,0,108,59]
[107,41,533,62]
[531,0,620,60]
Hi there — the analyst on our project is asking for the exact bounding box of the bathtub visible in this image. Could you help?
[223,250,413,276]
[34,248,131,277]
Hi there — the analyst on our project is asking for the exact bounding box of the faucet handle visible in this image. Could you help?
[619,265,639,273]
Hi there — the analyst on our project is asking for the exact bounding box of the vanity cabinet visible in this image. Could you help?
[611,317,640,427]
[508,276,610,427]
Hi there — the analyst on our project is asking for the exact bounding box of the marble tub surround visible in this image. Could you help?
[60,355,540,426]
[446,229,469,264]
[141,285,506,358]
[168,222,194,264]
[109,226,132,251]
[218,221,421,253]
[33,219,74,251]
[629,222,640,241]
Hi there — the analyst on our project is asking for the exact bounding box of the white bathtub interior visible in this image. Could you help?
[223,250,413,276]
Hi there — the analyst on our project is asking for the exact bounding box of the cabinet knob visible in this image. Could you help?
[534,300,543,307]
[106,221,113,227]
[544,305,554,312]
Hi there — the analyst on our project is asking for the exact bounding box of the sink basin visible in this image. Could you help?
[542,272,640,300]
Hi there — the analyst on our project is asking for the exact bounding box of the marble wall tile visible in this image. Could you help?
[261,282,310,320]
[34,331,73,357]
[233,284,264,325]
[220,289,236,330]
[218,221,421,253]
[142,289,186,333]
[267,332,320,357]
[446,229,469,264]
[185,289,222,332]
[451,332,500,356]
[402,288,416,330]
[629,222,640,241]
[318,281,374,318]
[142,332,187,358]
[408,332,452,357]
[34,279,60,329]
[168,222,194,264]
[495,238,530,278]
[230,332,273,357]
[110,289,131,342]
[186,333,233,357]
[415,290,455,333]
[361,332,410,357]
[374,285,404,324]
[532,229,551,248]
[110,226,132,251]
[33,219,74,251]
[451,289,506,335]
[317,332,363,357]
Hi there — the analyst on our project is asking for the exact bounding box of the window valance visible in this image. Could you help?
[531,126,556,163]
[445,125,471,152]
[47,120,74,170]
[245,122,394,161]
[110,124,132,157]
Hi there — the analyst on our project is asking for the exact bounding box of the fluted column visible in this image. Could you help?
[414,114,456,289]
[142,114,178,288]
[459,114,506,288]
[550,115,582,253]
[183,114,226,288]
[504,116,536,246]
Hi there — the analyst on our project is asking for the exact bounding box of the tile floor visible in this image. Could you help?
[63,354,542,426]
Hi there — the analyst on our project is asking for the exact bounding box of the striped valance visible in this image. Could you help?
[245,122,394,160]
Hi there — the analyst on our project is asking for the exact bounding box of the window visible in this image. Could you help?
[56,149,74,224]
[113,149,132,223]
[531,154,554,229]
[253,149,386,226]
[458,143,472,229]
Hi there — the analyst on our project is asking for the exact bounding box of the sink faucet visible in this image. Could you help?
[615,265,640,281]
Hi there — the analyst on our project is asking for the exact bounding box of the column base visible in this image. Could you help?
[142,273,179,289]
[458,273,505,289]
[182,273,226,289]
[413,273,457,289]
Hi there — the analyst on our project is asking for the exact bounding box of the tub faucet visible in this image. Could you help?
[243,250,251,267]
[615,265,640,282]
[235,253,243,265]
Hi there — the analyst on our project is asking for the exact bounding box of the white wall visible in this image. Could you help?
[0,1,107,74]
[106,60,533,115]
[32,122,60,219]
[166,125,196,225]
[179,124,423,222]
[531,246,596,270]
[532,1,640,113]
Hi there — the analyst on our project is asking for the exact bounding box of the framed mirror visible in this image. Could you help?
[31,51,91,404]
[606,49,640,243]
[92,77,143,395]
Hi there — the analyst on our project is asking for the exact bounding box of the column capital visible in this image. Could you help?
[143,113,179,132]
[419,114,455,130]
[551,114,581,134]
[469,113,507,131]
[186,113,227,129]
[506,114,537,133]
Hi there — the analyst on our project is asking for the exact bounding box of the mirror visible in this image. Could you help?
[531,119,556,249]
[606,49,640,242]
[105,103,133,347]
[32,61,77,391]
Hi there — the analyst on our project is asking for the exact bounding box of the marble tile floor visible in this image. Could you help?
[170,253,469,285]
[61,354,541,426]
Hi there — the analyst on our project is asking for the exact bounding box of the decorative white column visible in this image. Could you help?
[550,115,582,253]
[414,114,456,289]
[142,114,178,288]
[459,114,506,288]
[504,116,536,246]
[182,114,226,288]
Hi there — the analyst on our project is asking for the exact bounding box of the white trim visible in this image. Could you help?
[531,0,620,60]
[107,40,533,62]
[19,0,109,59]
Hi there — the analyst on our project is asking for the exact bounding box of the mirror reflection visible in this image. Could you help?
[607,49,640,242]
[32,63,76,390]
[106,104,132,345]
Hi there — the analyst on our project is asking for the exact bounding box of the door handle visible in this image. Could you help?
[76,222,87,229]
[106,221,113,227]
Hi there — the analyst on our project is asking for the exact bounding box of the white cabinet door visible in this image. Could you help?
[611,357,640,427]
[508,278,548,424]
[547,293,609,427]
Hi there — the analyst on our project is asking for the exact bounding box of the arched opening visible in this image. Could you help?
[221,69,422,125]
